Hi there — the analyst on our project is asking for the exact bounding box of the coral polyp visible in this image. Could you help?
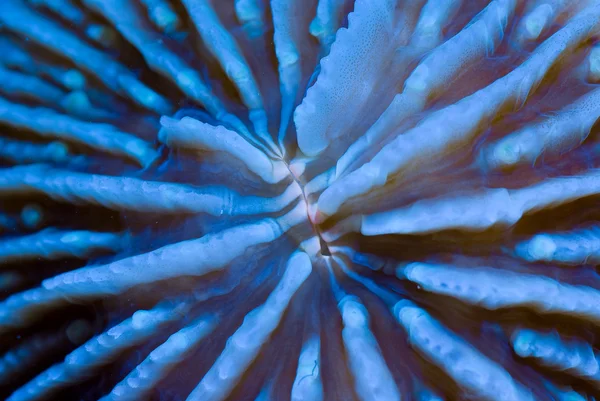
[2,0,600,400]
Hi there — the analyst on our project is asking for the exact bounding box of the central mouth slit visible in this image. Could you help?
[283,160,331,256]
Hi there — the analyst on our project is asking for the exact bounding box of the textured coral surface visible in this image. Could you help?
[2,0,600,400]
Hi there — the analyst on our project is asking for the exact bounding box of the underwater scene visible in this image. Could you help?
[1,0,600,400]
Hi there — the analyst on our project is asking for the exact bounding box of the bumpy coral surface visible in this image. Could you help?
[2,0,600,400]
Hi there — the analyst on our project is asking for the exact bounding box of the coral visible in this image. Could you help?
[2,0,600,400]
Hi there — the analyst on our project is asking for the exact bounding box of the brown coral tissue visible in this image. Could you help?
[2,0,600,400]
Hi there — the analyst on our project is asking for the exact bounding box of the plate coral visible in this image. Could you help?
[1,0,600,400]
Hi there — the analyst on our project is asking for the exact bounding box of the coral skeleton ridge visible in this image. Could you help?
[2,0,600,400]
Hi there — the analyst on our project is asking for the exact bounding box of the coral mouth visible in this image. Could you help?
[283,160,332,257]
